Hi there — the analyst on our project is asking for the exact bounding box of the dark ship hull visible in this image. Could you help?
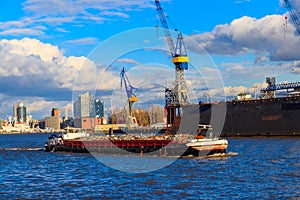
[200,96,300,136]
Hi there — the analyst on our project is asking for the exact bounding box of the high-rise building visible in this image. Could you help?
[17,102,26,123]
[73,92,95,118]
[13,104,19,122]
[45,108,60,130]
[52,108,60,117]
[45,116,60,130]
[73,100,81,118]
[95,99,104,118]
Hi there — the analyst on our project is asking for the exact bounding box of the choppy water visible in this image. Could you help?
[0,133,299,199]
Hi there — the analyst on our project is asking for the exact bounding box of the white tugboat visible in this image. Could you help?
[186,125,228,156]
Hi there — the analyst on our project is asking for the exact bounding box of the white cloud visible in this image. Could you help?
[0,37,99,89]
[22,0,153,24]
[115,58,141,65]
[0,28,44,36]
[0,38,108,118]
[0,94,70,120]
[0,0,155,37]
[292,67,300,74]
[55,27,69,33]
[188,14,300,61]
[290,61,300,74]
[66,37,99,45]
[234,0,250,3]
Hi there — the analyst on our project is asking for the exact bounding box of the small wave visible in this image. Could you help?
[0,147,44,151]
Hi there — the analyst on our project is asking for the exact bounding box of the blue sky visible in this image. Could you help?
[0,0,300,119]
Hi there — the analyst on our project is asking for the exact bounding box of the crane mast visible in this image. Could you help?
[284,0,300,35]
[155,0,190,106]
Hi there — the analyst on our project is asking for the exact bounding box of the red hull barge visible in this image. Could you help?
[45,136,203,157]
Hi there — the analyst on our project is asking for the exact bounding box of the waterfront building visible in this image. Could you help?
[17,102,26,123]
[52,108,60,117]
[45,116,60,130]
[13,104,19,122]
[95,99,104,118]
[73,92,107,129]
[74,117,103,129]
[74,92,95,118]
[44,108,61,130]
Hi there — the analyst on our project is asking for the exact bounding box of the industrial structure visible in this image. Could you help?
[155,0,192,132]
[120,67,138,127]
[260,77,300,99]
[284,0,300,35]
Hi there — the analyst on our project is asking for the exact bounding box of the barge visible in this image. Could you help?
[45,126,228,157]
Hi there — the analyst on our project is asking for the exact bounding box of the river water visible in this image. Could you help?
[0,133,299,199]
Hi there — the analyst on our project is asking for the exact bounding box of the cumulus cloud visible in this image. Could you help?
[255,55,269,65]
[188,14,300,61]
[290,61,300,74]
[292,67,300,73]
[204,81,269,101]
[0,37,118,118]
[0,37,100,96]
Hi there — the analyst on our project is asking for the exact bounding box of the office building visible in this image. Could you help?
[95,99,104,118]
[52,108,60,117]
[73,92,95,118]
[17,102,26,123]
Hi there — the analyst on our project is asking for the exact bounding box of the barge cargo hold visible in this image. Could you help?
[45,135,197,157]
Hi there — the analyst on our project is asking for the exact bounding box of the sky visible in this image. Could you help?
[0,0,300,120]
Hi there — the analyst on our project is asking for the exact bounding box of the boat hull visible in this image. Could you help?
[200,96,300,136]
[186,139,228,153]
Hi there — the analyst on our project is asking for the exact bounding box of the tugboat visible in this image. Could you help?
[44,127,89,152]
[186,125,228,156]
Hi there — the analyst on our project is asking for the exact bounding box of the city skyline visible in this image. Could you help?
[1,0,300,119]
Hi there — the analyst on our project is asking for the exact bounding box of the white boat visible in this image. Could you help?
[186,137,228,152]
[61,127,90,140]
[186,124,228,154]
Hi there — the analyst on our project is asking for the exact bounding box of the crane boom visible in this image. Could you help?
[155,0,176,56]
[120,67,138,103]
[120,67,138,127]
[155,0,189,70]
[284,0,300,35]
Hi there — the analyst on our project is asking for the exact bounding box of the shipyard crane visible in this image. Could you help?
[120,67,138,127]
[284,0,300,35]
[155,0,190,106]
